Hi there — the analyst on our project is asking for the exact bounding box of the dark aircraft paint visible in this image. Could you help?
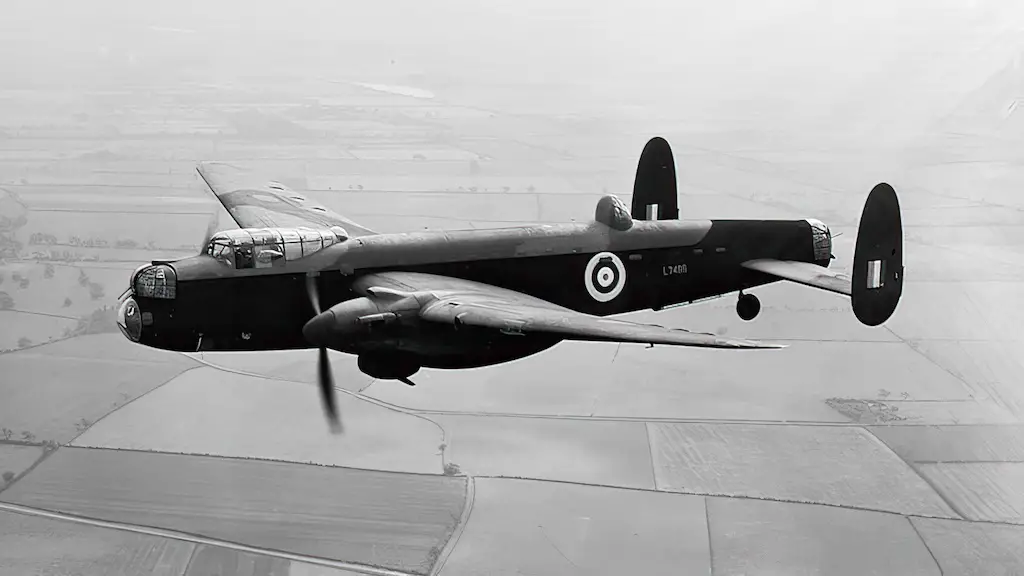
[126,218,820,364]
[632,136,679,221]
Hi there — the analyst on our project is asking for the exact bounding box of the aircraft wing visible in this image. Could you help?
[196,161,377,236]
[741,259,852,296]
[356,272,783,350]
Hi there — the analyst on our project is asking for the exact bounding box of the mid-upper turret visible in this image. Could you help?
[594,194,634,231]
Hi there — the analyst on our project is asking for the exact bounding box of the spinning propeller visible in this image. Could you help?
[305,274,343,434]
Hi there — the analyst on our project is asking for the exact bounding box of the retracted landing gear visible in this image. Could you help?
[736,291,761,321]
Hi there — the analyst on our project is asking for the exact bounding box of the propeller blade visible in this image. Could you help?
[318,346,342,434]
[306,273,340,433]
[306,274,322,315]
[198,211,220,253]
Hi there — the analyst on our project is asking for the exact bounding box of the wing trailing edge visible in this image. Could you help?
[420,297,784,349]
[349,271,783,350]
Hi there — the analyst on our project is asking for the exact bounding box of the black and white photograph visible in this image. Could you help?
[1,1,1023,574]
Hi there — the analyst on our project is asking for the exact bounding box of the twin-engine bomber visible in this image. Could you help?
[117,137,904,432]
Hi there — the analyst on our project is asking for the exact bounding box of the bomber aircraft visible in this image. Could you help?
[117,137,903,432]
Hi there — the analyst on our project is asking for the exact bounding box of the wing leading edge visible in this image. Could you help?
[355,271,784,350]
[196,161,377,236]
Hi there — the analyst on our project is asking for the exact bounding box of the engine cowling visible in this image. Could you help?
[302,290,424,347]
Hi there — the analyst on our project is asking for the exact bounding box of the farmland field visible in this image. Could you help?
[0,509,195,576]
[433,415,655,489]
[706,497,941,575]
[0,447,467,575]
[365,337,974,423]
[72,366,445,474]
[0,334,197,443]
[183,545,371,576]
[916,463,1024,524]
[438,477,710,576]
[0,445,43,484]
[911,517,1024,576]
[648,422,956,516]
[870,424,1024,463]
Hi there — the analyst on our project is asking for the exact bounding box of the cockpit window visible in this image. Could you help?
[205,227,348,269]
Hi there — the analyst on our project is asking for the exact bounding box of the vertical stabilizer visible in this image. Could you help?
[851,183,903,326]
[631,137,679,221]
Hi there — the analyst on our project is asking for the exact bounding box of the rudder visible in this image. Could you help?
[632,137,679,220]
[851,182,903,326]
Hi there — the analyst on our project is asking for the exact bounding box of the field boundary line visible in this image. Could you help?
[430,475,476,576]
[0,501,415,576]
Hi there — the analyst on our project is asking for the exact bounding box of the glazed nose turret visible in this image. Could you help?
[117,296,143,342]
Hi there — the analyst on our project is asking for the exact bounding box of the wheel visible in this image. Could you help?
[736,292,761,321]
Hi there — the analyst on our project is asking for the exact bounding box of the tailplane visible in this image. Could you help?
[632,137,679,221]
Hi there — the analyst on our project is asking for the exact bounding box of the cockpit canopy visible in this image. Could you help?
[206,226,349,269]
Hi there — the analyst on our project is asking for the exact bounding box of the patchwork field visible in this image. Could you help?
[0,311,78,351]
[365,337,971,423]
[438,477,710,576]
[882,281,1024,344]
[705,497,941,575]
[915,463,1024,524]
[911,517,1024,576]
[0,445,43,486]
[0,334,197,443]
[0,259,137,317]
[903,339,1024,420]
[71,366,445,474]
[648,422,956,517]
[870,424,1024,463]
[183,545,373,576]
[0,509,372,576]
[433,415,655,489]
[830,398,1020,426]
[0,447,467,575]
[0,509,196,576]
[186,349,376,393]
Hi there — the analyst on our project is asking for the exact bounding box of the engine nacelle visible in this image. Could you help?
[327,297,386,337]
[358,352,421,380]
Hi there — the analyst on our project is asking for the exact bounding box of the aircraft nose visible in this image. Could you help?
[117,297,143,342]
[303,310,336,347]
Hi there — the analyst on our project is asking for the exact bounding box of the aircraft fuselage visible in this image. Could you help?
[117,217,829,370]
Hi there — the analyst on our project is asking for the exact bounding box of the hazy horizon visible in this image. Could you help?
[3,0,1023,141]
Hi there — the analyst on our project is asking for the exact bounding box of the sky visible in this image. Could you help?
[2,0,1022,138]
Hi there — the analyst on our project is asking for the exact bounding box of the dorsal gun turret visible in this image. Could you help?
[595,194,634,231]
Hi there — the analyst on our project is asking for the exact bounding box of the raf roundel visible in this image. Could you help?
[584,251,627,302]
